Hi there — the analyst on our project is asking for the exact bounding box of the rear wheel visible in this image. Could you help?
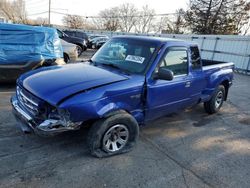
[76,45,83,56]
[87,112,139,158]
[204,85,225,114]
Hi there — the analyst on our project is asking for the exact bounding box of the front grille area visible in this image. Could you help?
[16,86,40,116]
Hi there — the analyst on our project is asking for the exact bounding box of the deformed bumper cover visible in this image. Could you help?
[11,96,81,136]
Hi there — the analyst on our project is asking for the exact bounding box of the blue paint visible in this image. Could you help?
[13,36,234,128]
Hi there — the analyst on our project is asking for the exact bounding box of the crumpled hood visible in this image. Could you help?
[18,63,128,106]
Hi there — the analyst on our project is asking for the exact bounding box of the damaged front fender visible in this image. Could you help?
[36,118,82,133]
[11,96,82,136]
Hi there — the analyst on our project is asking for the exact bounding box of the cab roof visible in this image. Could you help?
[112,35,198,47]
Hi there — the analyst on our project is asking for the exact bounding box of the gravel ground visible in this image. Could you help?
[0,49,249,188]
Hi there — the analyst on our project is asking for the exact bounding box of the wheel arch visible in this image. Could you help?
[220,79,230,100]
[96,102,143,124]
[102,109,130,118]
[75,43,84,49]
[63,52,70,63]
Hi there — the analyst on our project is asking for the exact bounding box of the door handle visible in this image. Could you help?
[185,81,191,88]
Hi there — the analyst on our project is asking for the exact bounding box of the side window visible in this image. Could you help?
[159,50,188,76]
[190,46,201,69]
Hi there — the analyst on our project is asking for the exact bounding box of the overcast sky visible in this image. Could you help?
[25,0,188,24]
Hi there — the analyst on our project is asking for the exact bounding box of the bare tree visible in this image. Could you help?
[173,9,186,34]
[0,0,27,24]
[153,9,185,34]
[62,15,87,29]
[154,16,175,34]
[118,3,138,32]
[185,0,250,34]
[98,7,120,31]
[27,17,49,26]
[230,1,250,35]
[135,5,155,33]
[241,19,250,35]
[93,3,186,34]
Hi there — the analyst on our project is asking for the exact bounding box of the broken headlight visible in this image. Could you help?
[47,108,81,128]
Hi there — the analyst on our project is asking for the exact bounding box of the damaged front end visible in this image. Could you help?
[11,86,82,136]
[37,108,82,134]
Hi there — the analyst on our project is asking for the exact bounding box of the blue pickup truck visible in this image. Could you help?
[11,36,234,157]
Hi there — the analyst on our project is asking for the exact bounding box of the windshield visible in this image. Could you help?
[91,38,158,74]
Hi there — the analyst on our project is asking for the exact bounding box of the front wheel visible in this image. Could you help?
[63,53,70,63]
[87,112,139,158]
[204,85,225,114]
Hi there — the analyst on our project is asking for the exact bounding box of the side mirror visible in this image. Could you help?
[155,68,174,81]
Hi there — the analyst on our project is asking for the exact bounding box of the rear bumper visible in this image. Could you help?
[11,96,80,136]
[68,51,78,62]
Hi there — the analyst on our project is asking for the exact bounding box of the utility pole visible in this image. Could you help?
[48,0,51,26]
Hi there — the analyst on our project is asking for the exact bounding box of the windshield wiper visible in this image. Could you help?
[101,63,131,75]
[102,63,120,69]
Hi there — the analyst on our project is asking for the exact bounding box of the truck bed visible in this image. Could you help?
[202,59,231,66]
[202,59,234,72]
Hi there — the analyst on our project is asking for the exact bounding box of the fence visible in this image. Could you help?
[82,30,250,74]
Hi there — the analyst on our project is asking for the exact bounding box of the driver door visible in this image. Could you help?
[145,47,192,121]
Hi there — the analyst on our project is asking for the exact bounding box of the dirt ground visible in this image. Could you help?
[0,49,250,188]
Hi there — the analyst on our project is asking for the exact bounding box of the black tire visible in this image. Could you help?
[63,53,70,63]
[204,85,225,114]
[87,112,139,158]
[76,45,83,56]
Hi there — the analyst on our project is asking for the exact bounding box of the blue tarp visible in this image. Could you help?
[0,23,63,64]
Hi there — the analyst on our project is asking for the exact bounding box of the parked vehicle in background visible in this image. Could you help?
[0,23,64,83]
[56,29,87,55]
[88,34,108,41]
[88,36,109,49]
[63,30,89,42]
[11,36,234,157]
[60,39,78,63]
[93,38,109,49]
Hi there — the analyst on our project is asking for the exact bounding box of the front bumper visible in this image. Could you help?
[11,96,80,136]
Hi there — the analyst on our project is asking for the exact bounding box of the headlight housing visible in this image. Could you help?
[48,108,70,122]
[38,107,82,130]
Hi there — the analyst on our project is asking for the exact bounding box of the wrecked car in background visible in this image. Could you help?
[93,37,109,49]
[63,30,89,43]
[57,29,87,55]
[60,39,78,63]
[87,35,109,49]
[0,23,64,83]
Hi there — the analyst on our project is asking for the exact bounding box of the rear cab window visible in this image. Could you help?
[190,46,201,70]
